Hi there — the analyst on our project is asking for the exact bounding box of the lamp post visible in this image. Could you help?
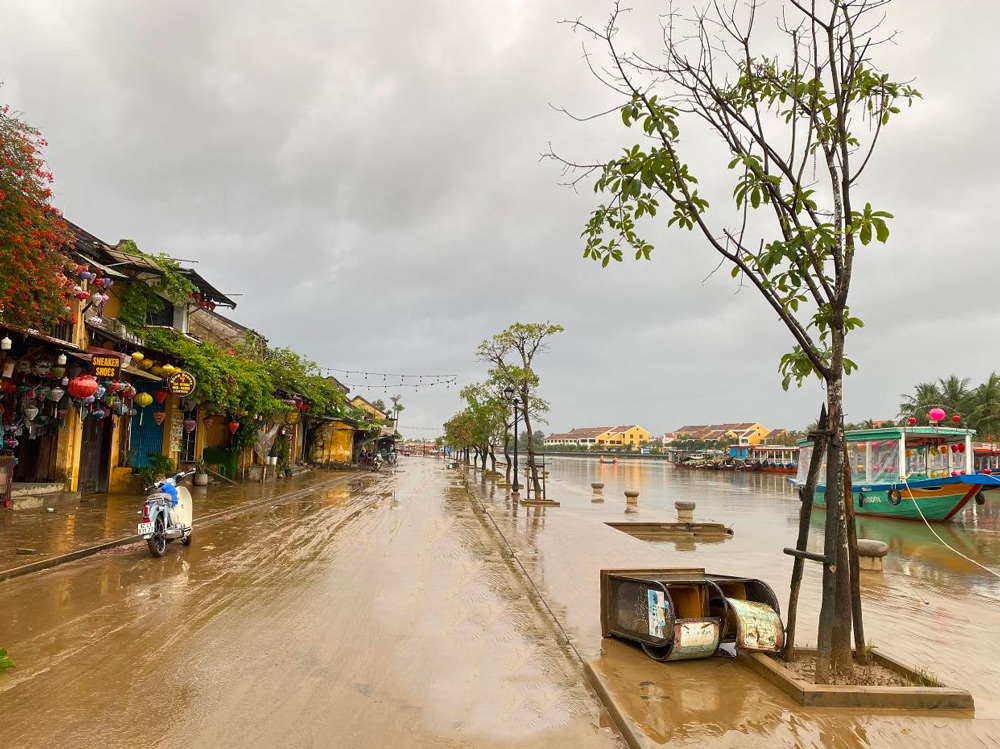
[504,386,519,494]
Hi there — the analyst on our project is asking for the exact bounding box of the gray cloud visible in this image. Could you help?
[2,0,997,436]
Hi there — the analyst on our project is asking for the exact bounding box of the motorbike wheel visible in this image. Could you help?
[147,516,167,558]
[182,531,192,547]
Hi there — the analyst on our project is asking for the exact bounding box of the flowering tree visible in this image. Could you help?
[0,103,71,330]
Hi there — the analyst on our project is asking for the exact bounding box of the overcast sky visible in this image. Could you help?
[2,0,998,437]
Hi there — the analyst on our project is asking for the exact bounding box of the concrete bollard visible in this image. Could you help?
[675,501,695,523]
[592,482,605,503]
[857,539,889,571]
[625,490,640,505]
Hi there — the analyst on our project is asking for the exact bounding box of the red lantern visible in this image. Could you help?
[154,388,168,404]
[953,414,961,423]
[951,444,959,453]
[68,375,99,399]
[907,417,916,426]
[985,468,993,475]
[228,420,240,435]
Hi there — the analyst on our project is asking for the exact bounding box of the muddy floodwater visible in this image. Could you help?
[2,457,998,748]
[511,456,1000,746]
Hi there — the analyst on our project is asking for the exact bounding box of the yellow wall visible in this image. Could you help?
[310,421,355,466]
[743,424,771,445]
[596,426,651,447]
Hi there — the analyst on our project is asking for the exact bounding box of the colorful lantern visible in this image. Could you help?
[134,392,154,409]
[154,388,168,404]
[228,420,240,435]
[953,414,961,423]
[68,375,99,400]
[132,352,144,362]
[49,387,65,402]
[183,418,197,433]
[25,405,40,421]
[907,417,916,426]
[951,444,959,453]
[83,395,95,405]
[929,407,946,423]
[153,411,166,426]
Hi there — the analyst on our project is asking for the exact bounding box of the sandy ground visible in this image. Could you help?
[0,461,622,749]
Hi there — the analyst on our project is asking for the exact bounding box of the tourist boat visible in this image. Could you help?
[748,445,799,474]
[793,425,999,521]
[599,455,618,465]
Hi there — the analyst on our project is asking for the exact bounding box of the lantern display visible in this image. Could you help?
[929,407,946,423]
[183,418,197,433]
[953,414,961,423]
[154,388,168,404]
[25,405,40,421]
[49,387,65,402]
[228,420,240,435]
[68,375,99,399]
[153,411,166,426]
[134,392,154,408]
[132,352,144,362]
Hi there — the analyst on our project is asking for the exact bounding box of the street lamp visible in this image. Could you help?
[504,385,519,494]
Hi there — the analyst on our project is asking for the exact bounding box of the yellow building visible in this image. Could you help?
[350,396,388,422]
[309,419,356,466]
[673,423,771,445]
[596,425,652,448]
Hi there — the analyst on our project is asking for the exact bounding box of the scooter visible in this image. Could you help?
[138,470,195,557]
[370,454,384,472]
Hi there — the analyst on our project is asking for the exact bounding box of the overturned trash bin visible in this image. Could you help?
[600,568,784,662]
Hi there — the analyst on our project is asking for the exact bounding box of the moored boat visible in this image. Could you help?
[792,425,999,521]
[599,455,618,465]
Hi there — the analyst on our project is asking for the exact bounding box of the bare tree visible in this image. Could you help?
[550,0,919,679]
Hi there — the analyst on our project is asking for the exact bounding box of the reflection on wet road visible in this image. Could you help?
[0,462,620,749]
[469,457,1000,747]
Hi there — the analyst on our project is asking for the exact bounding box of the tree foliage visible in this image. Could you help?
[0,103,71,330]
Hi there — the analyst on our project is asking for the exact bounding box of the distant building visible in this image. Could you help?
[674,422,771,446]
[350,395,388,422]
[545,425,652,449]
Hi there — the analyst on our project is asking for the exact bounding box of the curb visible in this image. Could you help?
[457,467,644,749]
[0,472,360,584]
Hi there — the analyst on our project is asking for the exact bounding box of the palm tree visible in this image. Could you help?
[937,375,973,417]
[970,373,1000,439]
[898,381,943,424]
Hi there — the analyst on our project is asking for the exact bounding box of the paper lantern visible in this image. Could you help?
[161,364,175,375]
[183,418,197,433]
[68,375,99,400]
[94,407,106,419]
[51,366,65,379]
[929,407,946,423]
[134,392,154,409]
[953,414,961,423]
[83,395,96,405]
[49,387,65,402]
[154,389,168,404]
[959,444,966,453]
[153,411,166,426]
[985,468,993,475]
[25,405,40,421]
[140,359,154,370]
[951,444,959,453]
[907,417,916,426]
[228,420,240,435]
[132,352,144,362]
[151,366,165,377]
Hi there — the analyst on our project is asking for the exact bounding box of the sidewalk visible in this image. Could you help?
[0,469,350,576]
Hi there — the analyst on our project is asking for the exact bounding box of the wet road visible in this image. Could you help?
[472,457,1000,746]
[0,461,621,749]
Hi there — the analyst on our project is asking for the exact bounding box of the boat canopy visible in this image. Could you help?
[795,426,974,486]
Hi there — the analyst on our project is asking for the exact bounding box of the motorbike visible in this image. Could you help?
[386,451,398,467]
[370,454,384,472]
[138,470,195,557]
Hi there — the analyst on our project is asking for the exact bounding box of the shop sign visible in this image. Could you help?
[92,354,122,379]
[285,410,300,425]
[169,417,184,452]
[166,371,197,397]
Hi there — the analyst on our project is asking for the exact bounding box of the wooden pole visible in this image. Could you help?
[842,446,867,665]
[784,403,828,662]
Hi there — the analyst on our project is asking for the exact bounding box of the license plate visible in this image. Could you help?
[137,522,154,536]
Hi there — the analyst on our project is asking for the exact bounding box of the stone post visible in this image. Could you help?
[675,501,695,523]
[591,482,604,503]
[857,539,889,572]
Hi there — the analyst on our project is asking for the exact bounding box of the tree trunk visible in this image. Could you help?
[521,387,542,498]
[489,445,497,473]
[816,335,854,681]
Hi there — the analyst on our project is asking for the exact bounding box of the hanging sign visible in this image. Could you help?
[166,371,197,397]
[92,354,122,379]
[285,410,300,425]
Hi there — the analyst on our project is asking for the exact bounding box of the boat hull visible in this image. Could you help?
[813,481,979,522]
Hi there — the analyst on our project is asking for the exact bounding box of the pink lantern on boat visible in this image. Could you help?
[928,408,946,424]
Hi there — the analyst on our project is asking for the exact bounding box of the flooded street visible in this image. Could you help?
[3,455,999,747]
[479,456,999,746]
[0,462,620,749]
